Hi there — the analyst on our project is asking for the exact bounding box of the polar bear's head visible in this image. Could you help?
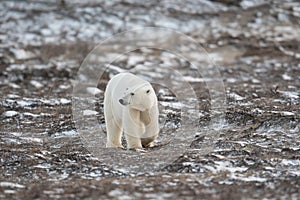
[119,83,156,112]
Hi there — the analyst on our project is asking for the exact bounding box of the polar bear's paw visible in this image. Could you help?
[141,136,157,148]
[106,142,124,149]
[128,148,148,153]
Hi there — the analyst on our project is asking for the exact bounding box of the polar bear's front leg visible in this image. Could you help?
[125,134,143,149]
[106,120,123,148]
[141,105,159,148]
[124,124,143,149]
[124,109,144,149]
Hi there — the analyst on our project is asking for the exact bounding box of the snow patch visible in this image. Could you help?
[183,76,213,83]
[30,80,43,88]
[86,87,102,95]
[160,101,184,110]
[24,112,40,117]
[16,100,34,107]
[0,182,25,189]
[3,111,19,117]
[127,55,144,66]
[60,98,71,104]
[228,93,245,101]
[270,111,295,116]
[281,159,300,166]
[33,163,52,169]
[231,174,267,182]
[53,130,78,138]
[10,48,34,60]
[7,64,26,71]
[21,137,43,143]
[240,0,266,9]
[280,91,299,99]
[40,98,71,105]
[282,74,292,81]
[83,110,98,116]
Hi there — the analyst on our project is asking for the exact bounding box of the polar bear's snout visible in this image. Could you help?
[119,98,125,105]
[119,93,131,106]
[119,98,128,106]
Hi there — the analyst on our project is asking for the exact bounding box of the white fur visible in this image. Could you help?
[104,73,159,149]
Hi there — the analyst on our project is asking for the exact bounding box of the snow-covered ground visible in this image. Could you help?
[0,0,299,199]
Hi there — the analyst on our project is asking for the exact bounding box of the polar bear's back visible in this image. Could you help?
[110,73,148,87]
[106,73,148,100]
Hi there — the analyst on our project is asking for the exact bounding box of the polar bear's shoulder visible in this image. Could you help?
[111,72,135,80]
[110,73,148,87]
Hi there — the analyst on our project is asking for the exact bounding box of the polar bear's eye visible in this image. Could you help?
[146,90,150,94]
[130,92,135,96]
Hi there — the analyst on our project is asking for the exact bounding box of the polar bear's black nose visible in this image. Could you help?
[119,99,124,105]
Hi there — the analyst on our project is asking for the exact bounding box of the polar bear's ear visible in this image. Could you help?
[140,110,151,126]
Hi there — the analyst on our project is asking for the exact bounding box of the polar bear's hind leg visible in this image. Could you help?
[141,135,157,148]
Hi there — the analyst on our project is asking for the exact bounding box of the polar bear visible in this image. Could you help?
[104,72,159,149]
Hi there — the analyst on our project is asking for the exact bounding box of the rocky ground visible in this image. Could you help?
[0,0,300,199]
